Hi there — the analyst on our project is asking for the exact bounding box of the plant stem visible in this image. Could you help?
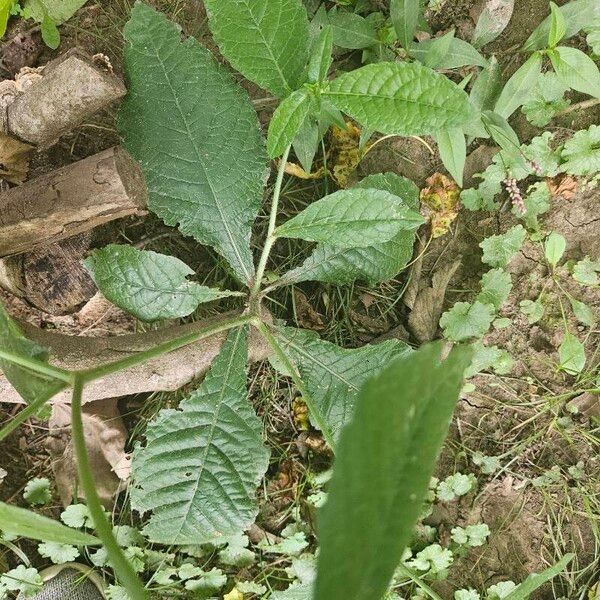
[395,563,444,600]
[251,145,291,297]
[0,350,73,383]
[255,320,336,451]
[70,376,148,600]
[0,382,66,442]
[78,314,252,383]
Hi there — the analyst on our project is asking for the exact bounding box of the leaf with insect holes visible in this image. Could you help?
[131,327,270,544]
[38,542,80,564]
[550,46,600,99]
[279,174,420,286]
[544,232,566,267]
[204,0,309,98]
[390,0,420,50]
[436,128,466,187]
[480,225,526,268]
[558,332,586,375]
[85,245,240,322]
[0,502,99,546]
[274,326,411,448]
[119,4,268,285]
[440,301,495,341]
[412,36,488,69]
[324,62,473,136]
[328,10,379,49]
[268,89,314,159]
[307,25,333,83]
[275,188,424,247]
[494,52,543,119]
[476,268,512,310]
[314,343,471,600]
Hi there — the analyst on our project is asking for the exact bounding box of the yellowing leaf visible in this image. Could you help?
[284,162,326,180]
[420,173,460,238]
[330,122,365,188]
[224,588,244,600]
[292,397,310,431]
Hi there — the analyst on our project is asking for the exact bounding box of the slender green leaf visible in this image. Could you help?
[437,128,466,186]
[550,46,600,98]
[494,52,543,119]
[268,89,314,159]
[472,0,514,48]
[328,9,379,50]
[275,188,424,247]
[503,554,574,600]
[324,61,473,135]
[548,2,567,47]
[0,502,99,546]
[390,0,420,50]
[412,35,488,69]
[481,111,523,163]
[131,327,270,544]
[314,343,472,600]
[204,0,309,98]
[40,12,60,48]
[85,245,239,322]
[293,115,320,174]
[471,56,503,111]
[307,25,333,83]
[119,4,267,284]
[0,0,11,37]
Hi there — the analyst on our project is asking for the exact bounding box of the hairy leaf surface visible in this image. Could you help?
[324,62,473,135]
[314,343,472,600]
[268,89,314,159]
[204,0,309,98]
[131,327,270,544]
[274,326,411,447]
[85,245,240,322]
[119,3,267,284]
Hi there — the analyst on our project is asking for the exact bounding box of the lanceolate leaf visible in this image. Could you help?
[314,343,472,600]
[436,128,466,187]
[390,0,420,50]
[268,89,314,159]
[324,62,473,135]
[279,174,420,286]
[119,4,267,284]
[412,36,488,69]
[550,46,600,99]
[0,502,99,546]
[307,25,333,84]
[328,10,379,50]
[494,52,543,119]
[274,326,411,446]
[503,554,574,600]
[275,188,424,247]
[85,245,240,322]
[204,0,310,98]
[131,327,269,544]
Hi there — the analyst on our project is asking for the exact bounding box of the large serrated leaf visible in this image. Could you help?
[85,245,240,322]
[131,327,269,544]
[204,0,310,98]
[279,173,419,286]
[119,3,267,285]
[314,343,472,600]
[274,326,411,447]
[324,62,473,135]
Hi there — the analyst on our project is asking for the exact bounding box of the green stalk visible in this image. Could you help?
[251,145,291,297]
[255,320,336,451]
[395,563,444,600]
[0,381,67,442]
[0,349,73,383]
[78,314,252,383]
[71,376,148,600]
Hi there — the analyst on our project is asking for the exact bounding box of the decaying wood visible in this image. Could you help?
[0,146,147,258]
[7,49,126,147]
[0,234,97,315]
[0,312,271,404]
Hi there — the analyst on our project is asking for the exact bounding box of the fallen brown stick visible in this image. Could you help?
[0,312,271,404]
[0,146,147,258]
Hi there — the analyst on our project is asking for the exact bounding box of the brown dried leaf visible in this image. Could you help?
[420,173,460,238]
[293,289,324,331]
[0,132,33,184]
[547,174,577,201]
[330,122,364,188]
[284,162,326,180]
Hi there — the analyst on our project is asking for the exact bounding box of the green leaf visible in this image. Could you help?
[436,128,466,187]
[520,299,544,324]
[324,61,473,136]
[268,89,314,159]
[470,56,503,112]
[314,343,471,600]
[0,502,99,545]
[204,0,309,98]
[38,542,80,564]
[561,124,600,176]
[0,0,11,37]
[481,111,522,159]
[550,46,600,98]
[60,504,93,529]
[1,565,42,596]
[131,327,270,544]
[548,2,567,47]
[390,0,420,50]
[23,477,51,505]
[573,257,600,285]
[440,301,495,341]
[544,232,566,267]
[22,0,87,23]
[422,29,455,68]
[274,326,411,446]
[307,25,333,83]
[558,332,586,375]
[477,268,512,310]
[40,11,60,48]
[503,554,574,600]
[328,9,379,49]
[275,188,424,247]
[85,245,239,322]
[119,3,268,284]
[569,298,595,327]
[480,225,527,267]
[279,174,420,286]
[293,115,320,173]
[521,72,570,127]
[523,0,600,51]
[494,52,543,119]
[472,0,514,48]
[413,36,488,69]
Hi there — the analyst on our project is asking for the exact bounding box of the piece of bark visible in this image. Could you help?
[0,146,147,258]
[0,234,97,315]
[7,48,126,147]
[0,312,272,404]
